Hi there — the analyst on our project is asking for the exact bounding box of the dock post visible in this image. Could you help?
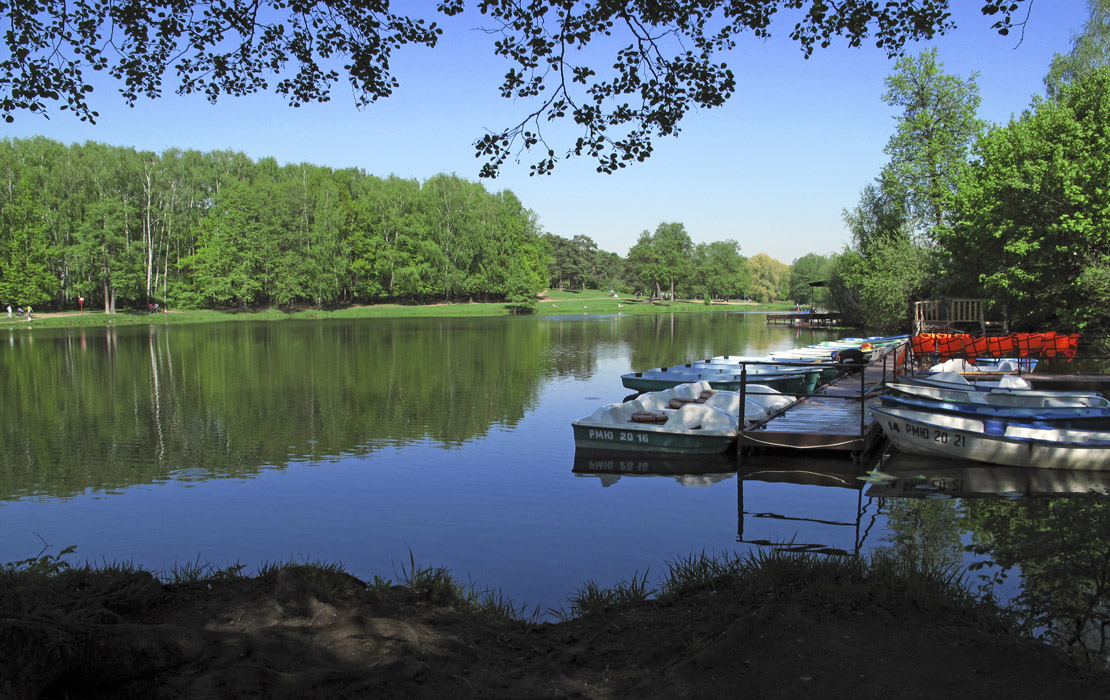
[737,365,748,463]
[859,359,866,440]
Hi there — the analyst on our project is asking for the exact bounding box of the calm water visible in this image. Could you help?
[3,312,1109,617]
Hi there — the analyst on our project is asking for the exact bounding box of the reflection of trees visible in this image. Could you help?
[0,318,551,500]
[538,312,835,381]
[625,313,828,371]
[880,498,965,571]
[965,496,1110,668]
[0,314,837,502]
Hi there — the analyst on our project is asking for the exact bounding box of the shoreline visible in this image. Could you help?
[3,550,1106,699]
[0,295,785,331]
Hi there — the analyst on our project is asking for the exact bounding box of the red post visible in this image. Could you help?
[78,296,84,314]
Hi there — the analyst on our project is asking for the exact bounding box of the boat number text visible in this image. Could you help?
[885,420,965,448]
[589,429,650,443]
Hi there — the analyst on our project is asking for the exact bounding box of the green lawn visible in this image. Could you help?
[3,292,793,329]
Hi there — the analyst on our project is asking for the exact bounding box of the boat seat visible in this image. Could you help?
[663,404,735,431]
[997,375,1032,389]
[981,419,1008,437]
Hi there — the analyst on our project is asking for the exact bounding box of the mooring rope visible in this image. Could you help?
[739,433,860,449]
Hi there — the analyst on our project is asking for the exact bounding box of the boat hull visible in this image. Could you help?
[870,404,1110,470]
[884,382,1110,408]
[572,381,794,455]
[571,422,737,454]
[877,393,1110,429]
[621,370,803,393]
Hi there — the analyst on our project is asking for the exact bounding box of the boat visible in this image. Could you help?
[676,361,826,393]
[876,392,1110,429]
[897,370,1033,392]
[721,353,843,383]
[836,334,910,346]
[572,381,794,454]
[869,404,1110,470]
[883,381,1110,408]
[620,365,810,393]
[967,357,1038,372]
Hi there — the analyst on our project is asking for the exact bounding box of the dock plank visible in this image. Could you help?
[739,343,905,457]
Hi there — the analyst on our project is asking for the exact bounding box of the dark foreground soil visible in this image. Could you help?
[3,565,1106,700]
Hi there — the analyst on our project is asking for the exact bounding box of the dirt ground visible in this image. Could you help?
[3,565,1106,700]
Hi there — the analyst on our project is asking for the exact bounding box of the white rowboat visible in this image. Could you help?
[870,404,1110,470]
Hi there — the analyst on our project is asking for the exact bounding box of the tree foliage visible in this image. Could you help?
[880,47,984,240]
[829,48,980,331]
[1045,0,1110,99]
[545,233,629,292]
[939,66,1110,333]
[693,239,749,301]
[745,253,789,303]
[831,237,930,332]
[0,1,1031,177]
[627,222,693,301]
[787,252,833,306]
[0,137,550,311]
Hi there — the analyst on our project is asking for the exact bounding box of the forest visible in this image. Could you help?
[0,140,552,312]
[0,138,793,314]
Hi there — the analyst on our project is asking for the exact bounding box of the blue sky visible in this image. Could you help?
[0,2,1091,263]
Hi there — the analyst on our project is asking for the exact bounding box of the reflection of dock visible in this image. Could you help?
[737,455,879,557]
[571,450,881,556]
[739,343,906,459]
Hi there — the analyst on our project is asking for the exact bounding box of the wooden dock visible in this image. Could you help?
[738,343,906,459]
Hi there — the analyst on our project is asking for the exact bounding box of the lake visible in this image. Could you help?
[3,311,1109,622]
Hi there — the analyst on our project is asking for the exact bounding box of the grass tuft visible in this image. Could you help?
[551,570,653,621]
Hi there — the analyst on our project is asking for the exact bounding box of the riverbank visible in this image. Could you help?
[0,293,786,330]
[3,552,1104,699]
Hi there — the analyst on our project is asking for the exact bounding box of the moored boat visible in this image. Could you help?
[950,356,1039,372]
[876,392,1110,429]
[869,403,1110,470]
[883,381,1110,408]
[897,370,1033,392]
[620,365,808,393]
[677,361,825,393]
[572,381,794,454]
[717,353,843,384]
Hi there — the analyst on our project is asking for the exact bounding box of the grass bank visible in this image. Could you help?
[1,291,794,330]
[7,547,1103,700]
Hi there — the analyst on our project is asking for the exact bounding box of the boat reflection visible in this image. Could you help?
[864,450,1110,500]
[572,449,735,487]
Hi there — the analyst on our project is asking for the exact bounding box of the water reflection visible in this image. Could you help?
[571,449,735,488]
[866,448,1110,668]
[1,312,811,501]
[966,492,1110,668]
[737,455,876,557]
[0,317,555,500]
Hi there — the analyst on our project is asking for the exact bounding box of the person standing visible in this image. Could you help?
[5,304,10,318]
